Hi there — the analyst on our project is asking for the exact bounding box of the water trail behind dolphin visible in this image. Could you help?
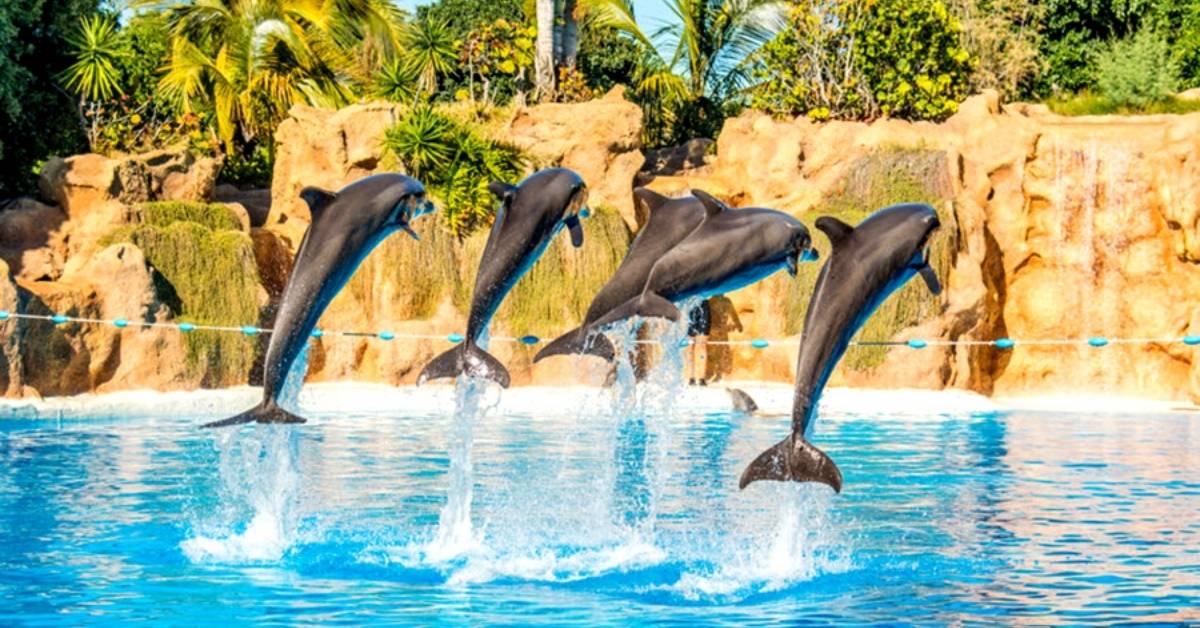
[605,306,693,539]
[425,364,500,561]
[182,348,310,563]
[181,424,303,563]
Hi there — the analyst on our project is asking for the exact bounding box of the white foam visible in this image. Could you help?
[181,510,292,563]
[0,381,1007,421]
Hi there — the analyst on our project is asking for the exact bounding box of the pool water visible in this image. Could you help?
[0,384,1197,624]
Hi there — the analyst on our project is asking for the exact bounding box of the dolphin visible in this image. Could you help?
[591,190,817,328]
[417,167,588,388]
[203,174,434,428]
[727,387,759,414]
[738,203,942,492]
[533,188,705,363]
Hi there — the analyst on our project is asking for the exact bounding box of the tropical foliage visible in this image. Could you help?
[751,0,974,121]
[0,0,98,197]
[584,0,784,144]
[1094,29,1179,109]
[132,0,404,150]
[383,107,525,237]
[456,19,536,105]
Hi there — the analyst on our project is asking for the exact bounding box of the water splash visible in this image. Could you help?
[181,425,302,563]
[423,375,497,561]
[181,348,310,563]
[666,484,851,601]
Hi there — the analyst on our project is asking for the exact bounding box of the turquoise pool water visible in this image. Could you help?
[0,386,1197,624]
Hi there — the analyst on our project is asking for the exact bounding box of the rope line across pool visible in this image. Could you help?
[3,310,1199,351]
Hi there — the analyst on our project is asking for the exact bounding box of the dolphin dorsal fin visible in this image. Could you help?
[300,187,337,220]
[488,182,517,199]
[692,189,729,218]
[633,187,669,213]
[815,216,854,249]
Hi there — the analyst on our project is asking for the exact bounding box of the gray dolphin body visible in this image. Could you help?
[738,203,942,491]
[418,167,588,387]
[591,190,816,328]
[204,174,433,428]
[533,188,705,363]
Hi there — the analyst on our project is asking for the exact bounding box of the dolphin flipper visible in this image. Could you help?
[418,342,512,388]
[738,434,842,492]
[533,326,616,363]
[202,403,307,429]
[593,293,681,329]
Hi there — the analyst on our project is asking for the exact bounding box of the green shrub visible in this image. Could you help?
[220,143,273,188]
[383,106,525,237]
[1094,29,1179,109]
[752,0,973,121]
[1045,91,1200,115]
[772,148,955,370]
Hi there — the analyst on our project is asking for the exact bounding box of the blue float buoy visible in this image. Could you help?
[240,325,259,336]
[51,314,68,325]
[447,333,464,343]
[311,329,324,338]
[678,338,690,348]
[994,338,1015,349]
[1088,336,1108,347]
[379,331,395,341]
[907,339,928,349]
[178,322,195,332]
[520,335,539,345]
[113,318,128,328]
[751,339,769,349]
[1184,335,1200,346]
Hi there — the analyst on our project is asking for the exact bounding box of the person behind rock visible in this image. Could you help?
[705,294,742,383]
[686,298,711,386]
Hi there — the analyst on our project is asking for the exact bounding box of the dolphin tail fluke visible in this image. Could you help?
[594,293,681,329]
[533,326,616,363]
[738,434,842,492]
[202,402,307,429]
[417,342,512,388]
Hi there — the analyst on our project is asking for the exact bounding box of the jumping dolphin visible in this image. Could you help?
[738,203,942,492]
[203,174,434,428]
[591,190,817,328]
[533,188,705,363]
[417,168,588,388]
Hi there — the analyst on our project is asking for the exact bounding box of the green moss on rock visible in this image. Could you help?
[104,202,263,385]
[134,201,243,232]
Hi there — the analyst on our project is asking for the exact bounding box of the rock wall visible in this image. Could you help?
[4,91,1200,402]
[644,91,1200,401]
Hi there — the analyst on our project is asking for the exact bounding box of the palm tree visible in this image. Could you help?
[60,15,124,102]
[134,0,404,149]
[400,17,456,96]
[583,0,784,141]
[535,0,556,99]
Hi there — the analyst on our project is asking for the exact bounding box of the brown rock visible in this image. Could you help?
[0,198,67,281]
[269,103,405,244]
[508,87,645,228]
[0,260,23,397]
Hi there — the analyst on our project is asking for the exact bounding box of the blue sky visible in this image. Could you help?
[390,0,676,35]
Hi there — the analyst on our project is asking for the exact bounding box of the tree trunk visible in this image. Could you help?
[535,0,556,101]
[560,0,580,68]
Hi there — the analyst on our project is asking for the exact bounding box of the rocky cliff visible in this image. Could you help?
[645,91,1200,400]
[2,90,1199,402]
